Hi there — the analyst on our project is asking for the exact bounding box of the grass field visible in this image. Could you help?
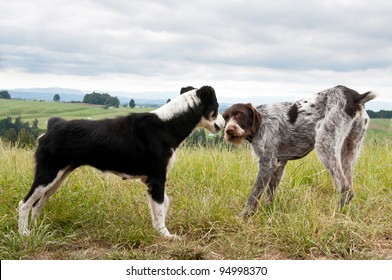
[0,100,391,259]
[0,99,146,129]
[367,118,392,138]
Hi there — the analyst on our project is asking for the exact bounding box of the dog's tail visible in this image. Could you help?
[356,91,377,105]
[47,117,64,130]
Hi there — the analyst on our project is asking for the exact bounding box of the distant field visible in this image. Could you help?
[0,99,149,129]
[367,118,392,137]
[0,99,390,132]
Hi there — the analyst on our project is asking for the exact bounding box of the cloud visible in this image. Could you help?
[0,0,391,102]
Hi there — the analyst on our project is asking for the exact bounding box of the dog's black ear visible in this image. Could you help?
[247,103,262,135]
[180,86,196,94]
[196,86,215,99]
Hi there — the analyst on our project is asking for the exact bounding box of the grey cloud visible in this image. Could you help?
[1,0,392,78]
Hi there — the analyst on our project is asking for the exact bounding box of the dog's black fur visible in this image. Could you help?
[18,86,225,238]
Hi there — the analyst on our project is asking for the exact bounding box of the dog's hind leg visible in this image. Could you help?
[315,118,354,210]
[31,166,74,224]
[18,165,70,236]
[18,185,47,236]
[341,114,369,191]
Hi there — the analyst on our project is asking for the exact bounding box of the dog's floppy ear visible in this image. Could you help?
[196,85,215,99]
[247,103,262,135]
[180,86,196,94]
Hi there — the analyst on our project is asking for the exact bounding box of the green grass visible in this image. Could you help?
[0,136,391,260]
[367,118,392,139]
[0,99,148,129]
[0,100,391,259]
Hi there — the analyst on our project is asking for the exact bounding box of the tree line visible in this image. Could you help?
[0,91,11,99]
[0,117,40,148]
[3,90,391,117]
[1,90,391,149]
[366,110,392,119]
[82,92,120,108]
[0,115,227,149]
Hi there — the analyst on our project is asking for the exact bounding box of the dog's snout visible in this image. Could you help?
[214,113,225,131]
[226,127,235,135]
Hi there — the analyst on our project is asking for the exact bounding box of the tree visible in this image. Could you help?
[129,99,136,108]
[105,96,120,108]
[83,92,105,104]
[53,94,60,102]
[18,128,35,148]
[14,116,23,133]
[83,92,120,108]
[0,116,39,148]
[0,91,11,99]
[4,128,17,144]
[31,119,40,138]
[366,110,392,118]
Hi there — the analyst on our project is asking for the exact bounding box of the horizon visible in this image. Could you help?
[3,86,390,111]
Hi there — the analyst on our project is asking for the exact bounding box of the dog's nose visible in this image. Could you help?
[214,123,221,131]
[226,127,235,135]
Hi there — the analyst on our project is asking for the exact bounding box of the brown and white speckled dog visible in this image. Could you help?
[223,85,376,216]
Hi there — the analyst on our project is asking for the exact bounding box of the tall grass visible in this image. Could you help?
[0,135,391,259]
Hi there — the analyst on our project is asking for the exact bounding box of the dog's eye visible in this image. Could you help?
[210,110,218,118]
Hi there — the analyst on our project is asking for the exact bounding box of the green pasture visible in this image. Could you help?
[0,99,148,129]
[0,99,391,260]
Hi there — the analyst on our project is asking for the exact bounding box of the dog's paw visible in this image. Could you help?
[170,234,181,241]
[238,208,252,218]
[161,233,181,241]
[19,228,31,237]
[338,191,355,211]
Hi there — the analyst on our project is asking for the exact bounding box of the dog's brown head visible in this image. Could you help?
[223,103,262,145]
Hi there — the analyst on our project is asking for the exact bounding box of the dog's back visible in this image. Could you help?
[47,116,65,130]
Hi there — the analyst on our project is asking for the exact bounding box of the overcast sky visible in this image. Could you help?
[1,0,391,103]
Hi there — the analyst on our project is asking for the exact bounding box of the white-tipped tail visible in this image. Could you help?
[358,91,377,104]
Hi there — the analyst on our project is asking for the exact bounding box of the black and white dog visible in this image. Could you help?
[18,86,225,239]
[223,85,376,216]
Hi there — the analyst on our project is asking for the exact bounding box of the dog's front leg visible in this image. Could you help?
[145,177,179,240]
[147,193,175,239]
[240,158,276,217]
[266,160,287,205]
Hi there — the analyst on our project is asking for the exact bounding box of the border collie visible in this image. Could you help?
[18,86,225,239]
